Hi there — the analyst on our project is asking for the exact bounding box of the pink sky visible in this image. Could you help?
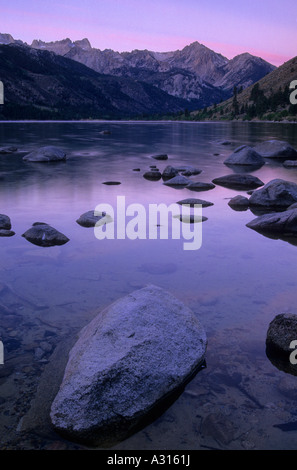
[2,0,297,66]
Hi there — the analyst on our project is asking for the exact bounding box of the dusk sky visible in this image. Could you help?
[2,0,297,65]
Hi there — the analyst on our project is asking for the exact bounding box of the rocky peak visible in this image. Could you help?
[73,38,92,51]
[0,33,23,45]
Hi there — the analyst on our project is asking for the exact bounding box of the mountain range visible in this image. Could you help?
[0,33,277,119]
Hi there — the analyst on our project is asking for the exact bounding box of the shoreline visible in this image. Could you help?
[0,119,296,124]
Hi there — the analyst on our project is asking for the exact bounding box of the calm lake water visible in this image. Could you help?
[1,120,297,450]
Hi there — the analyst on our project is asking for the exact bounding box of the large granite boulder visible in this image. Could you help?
[246,208,297,237]
[249,179,297,210]
[23,146,67,162]
[254,140,297,160]
[224,145,264,166]
[22,223,69,247]
[50,285,207,446]
[212,174,264,190]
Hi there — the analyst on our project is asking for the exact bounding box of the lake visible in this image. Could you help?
[0,120,297,450]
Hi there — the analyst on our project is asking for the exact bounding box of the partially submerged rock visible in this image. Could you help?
[0,146,18,154]
[228,195,250,211]
[23,146,66,162]
[50,285,207,446]
[76,211,107,228]
[224,145,264,167]
[0,229,15,237]
[22,223,69,247]
[254,140,297,160]
[163,175,192,187]
[0,214,12,230]
[175,166,202,177]
[174,214,208,224]
[283,161,297,168]
[161,166,179,180]
[249,179,297,210]
[151,154,168,161]
[212,174,264,190]
[177,198,213,208]
[246,208,297,237]
[186,182,216,192]
[143,170,162,181]
[266,314,297,357]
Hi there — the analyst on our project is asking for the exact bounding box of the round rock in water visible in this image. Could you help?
[0,214,12,230]
[0,229,15,237]
[23,146,66,162]
[50,285,207,446]
[161,165,179,180]
[266,314,297,357]
[186,182,216,192]
[143,171,162,181]
[76,211,107,228]
[163,175,192,187]
[212,174,264,190]
[249,179,297,209]
[254,140,297,159]
[22,223,69,247]
[177,198,213,208]
[224,145,264,167]
[228,195,249,211]
[151,154,168,161]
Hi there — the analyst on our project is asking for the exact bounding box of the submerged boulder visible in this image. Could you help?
[212,174,264,190]
[254,140,297,160]
[50,285,207,446]
[249,179,297,209]
[23,146,66,162]
[22,223,69,247]
[224,145,264,167]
